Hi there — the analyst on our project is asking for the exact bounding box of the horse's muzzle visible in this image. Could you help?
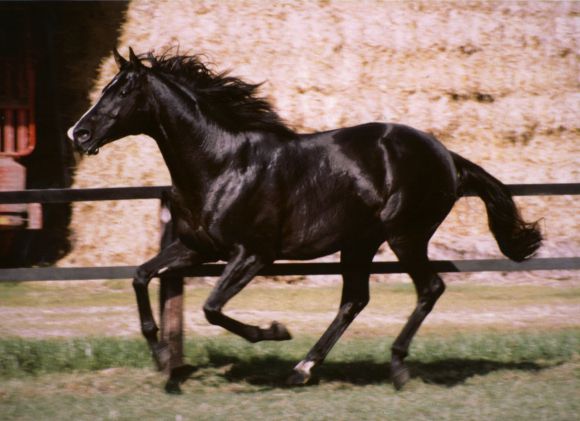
[68,126,100,155]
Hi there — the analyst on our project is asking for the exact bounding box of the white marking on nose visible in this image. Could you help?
[67,126,75,141]
[68,99,100,141]
[67,75,121,141]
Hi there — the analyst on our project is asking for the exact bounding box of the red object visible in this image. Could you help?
[0,58,36,157]
[0,55,41,229]
[0,157,26,226]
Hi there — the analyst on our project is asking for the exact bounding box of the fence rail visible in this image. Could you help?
[0,183,579,282]
[0,258,578,282]
[1,183,579,205]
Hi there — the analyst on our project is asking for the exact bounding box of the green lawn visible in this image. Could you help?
[0,332,578,420]
[0,280,578,420]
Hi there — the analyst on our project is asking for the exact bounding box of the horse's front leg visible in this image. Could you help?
[202,245,292,342]
[133,240,206,370]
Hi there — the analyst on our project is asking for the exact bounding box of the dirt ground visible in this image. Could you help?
[2,302,579,339]
[60,1,579,281]
[2,280,579,338]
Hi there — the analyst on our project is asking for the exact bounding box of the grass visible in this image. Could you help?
[0,331,578,420]
[1,362,578,421]
[0,280,578,419]
[0,331,578,379]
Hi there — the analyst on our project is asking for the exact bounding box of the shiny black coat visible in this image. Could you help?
[168,121,457,262]
[68,50,541,391]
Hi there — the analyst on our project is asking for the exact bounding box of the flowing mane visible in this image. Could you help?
[145,53,296,138]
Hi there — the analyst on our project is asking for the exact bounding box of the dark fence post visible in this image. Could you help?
[158,192,184,374]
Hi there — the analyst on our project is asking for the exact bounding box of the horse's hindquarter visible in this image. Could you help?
[377,124,459,232]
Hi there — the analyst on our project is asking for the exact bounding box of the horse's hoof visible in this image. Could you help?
[164,378,182,395]
[392,366,410,391]
[286,369,310,386]
[171,364,197,383]
[164,364,196,394]
[270,321,292,341]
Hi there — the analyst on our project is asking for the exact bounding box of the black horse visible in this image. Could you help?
[68,48,541,391]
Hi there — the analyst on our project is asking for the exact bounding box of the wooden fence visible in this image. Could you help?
[1,183,578,372]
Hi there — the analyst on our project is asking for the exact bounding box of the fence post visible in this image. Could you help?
[158,192,184,374]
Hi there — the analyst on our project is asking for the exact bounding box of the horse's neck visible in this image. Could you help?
[147,83,241,193]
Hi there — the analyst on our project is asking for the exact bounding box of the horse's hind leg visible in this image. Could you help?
[133,240,205,370]
[287,242,378,385]
[387,233,445,390]
[202,245,292,342]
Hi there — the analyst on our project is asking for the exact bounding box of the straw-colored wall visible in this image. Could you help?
[60,1,578,282]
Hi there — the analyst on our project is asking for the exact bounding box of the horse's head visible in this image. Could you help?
[68,48,150,155]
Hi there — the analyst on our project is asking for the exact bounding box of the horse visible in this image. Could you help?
[68,48,542,392]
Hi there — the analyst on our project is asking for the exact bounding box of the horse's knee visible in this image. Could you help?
[141,320,158,337]
[357,296,370,311]
[418,276,445,312]
[133,267,153,289]
[343,298,368,319]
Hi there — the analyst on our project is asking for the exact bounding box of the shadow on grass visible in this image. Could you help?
[194,349,547,388]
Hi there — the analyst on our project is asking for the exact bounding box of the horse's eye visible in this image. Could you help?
[120,89,129,97]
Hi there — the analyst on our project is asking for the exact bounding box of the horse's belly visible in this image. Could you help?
[277,203,381,260]
[278,232,342,260]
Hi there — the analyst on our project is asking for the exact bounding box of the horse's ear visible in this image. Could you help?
[128,47,142,68]
[113,48,128,69]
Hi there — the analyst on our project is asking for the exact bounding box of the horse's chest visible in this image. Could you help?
[175,175,273,249]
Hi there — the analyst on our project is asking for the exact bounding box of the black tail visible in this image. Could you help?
[452,152,542,262]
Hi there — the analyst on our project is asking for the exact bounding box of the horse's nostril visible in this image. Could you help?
[75,129,91,142]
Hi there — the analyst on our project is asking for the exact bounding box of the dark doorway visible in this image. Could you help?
[0,1,128,267]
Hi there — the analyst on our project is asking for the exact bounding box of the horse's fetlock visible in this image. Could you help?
[391,345,408,360]
[246,328,263,343]
[203,304,221,325]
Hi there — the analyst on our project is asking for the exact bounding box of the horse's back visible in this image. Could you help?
[314,122,458,198]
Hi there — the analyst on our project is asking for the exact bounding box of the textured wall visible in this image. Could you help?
[60,1,579,283]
